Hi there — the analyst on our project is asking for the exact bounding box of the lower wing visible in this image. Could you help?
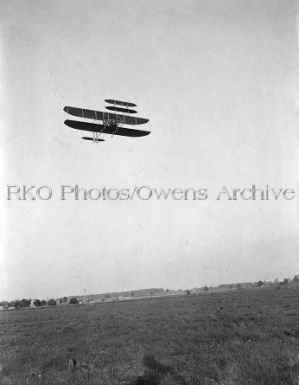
[64,120,151,138]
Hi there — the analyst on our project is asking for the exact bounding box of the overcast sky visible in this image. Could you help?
[0,0,298,300]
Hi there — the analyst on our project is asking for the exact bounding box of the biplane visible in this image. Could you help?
[63,99,150,143]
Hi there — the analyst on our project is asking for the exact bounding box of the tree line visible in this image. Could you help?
[188,274,299,294]
[0,296,80,309]
[1,274,298,309]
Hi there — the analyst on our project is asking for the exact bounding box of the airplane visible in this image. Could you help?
[63,99,150,143]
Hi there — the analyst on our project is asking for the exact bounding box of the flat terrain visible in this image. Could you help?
[0,287,298,385]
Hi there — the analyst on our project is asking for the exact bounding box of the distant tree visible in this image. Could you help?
[185,290,191,295]
[203,286,209,292]
[166,289,170,294]
[62,297,68,303]
[21,298,31,307]
[40,300,46,306]
[14,300,22,309]
[292,275,299,283]
[48,298,57,306]
[33,299,41,307]
[69,297,79,304]
[256,280,264,287]
[272,278,280,288]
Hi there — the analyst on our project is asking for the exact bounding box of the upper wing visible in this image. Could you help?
[105,106,137,114]
[64,106,148,125]
[64,120,151,137]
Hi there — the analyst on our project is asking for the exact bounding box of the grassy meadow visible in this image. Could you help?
[0,286,298,385]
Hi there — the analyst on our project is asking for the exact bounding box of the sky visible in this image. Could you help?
[0,0,298,300]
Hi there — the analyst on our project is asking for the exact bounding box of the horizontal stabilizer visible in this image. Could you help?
[64,106,149,125]
[65,120,151,137]
[105,99,136,107]
[82,137,105,142]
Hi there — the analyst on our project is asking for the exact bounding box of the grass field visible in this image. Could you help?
[0,286,298,385]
